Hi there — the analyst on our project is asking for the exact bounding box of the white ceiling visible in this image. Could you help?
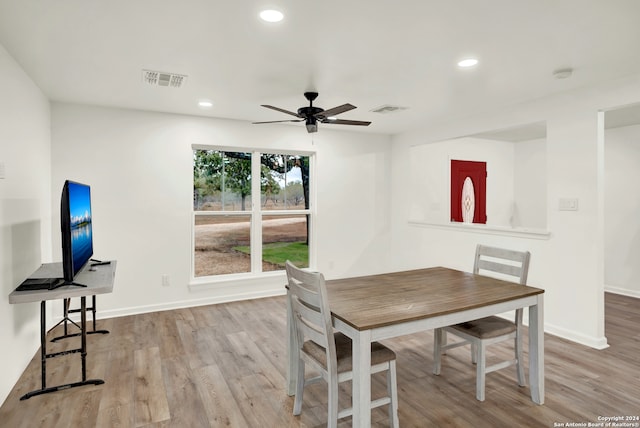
[1,0,639,136]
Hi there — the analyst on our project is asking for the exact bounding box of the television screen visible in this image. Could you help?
[61,180,93,283]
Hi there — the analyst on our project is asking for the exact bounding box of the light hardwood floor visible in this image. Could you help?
[1,293,638,427]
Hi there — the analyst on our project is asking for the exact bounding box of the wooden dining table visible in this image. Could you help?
[286,266,545,427]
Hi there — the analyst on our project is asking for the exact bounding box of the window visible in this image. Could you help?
[193,149,312,277]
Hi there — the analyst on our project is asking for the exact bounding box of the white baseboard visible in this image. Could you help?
[544,322,609,350]
[88,287,286,320]
[498,311,610,350]
[605,286,640,299]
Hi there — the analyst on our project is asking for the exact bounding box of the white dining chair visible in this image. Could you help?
[433,245,531,401]
[285,261,399,428]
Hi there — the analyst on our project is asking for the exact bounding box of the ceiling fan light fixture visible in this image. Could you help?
[259,9,284,22]
[305,118,318,133]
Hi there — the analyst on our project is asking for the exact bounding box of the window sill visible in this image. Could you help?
[188,270,287,292]
[408,220,551,240]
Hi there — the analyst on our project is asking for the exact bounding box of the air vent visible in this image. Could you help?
[142,69,187,88]
[370,104,408,114]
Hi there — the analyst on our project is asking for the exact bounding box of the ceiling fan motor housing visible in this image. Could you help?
[298,106,324,118]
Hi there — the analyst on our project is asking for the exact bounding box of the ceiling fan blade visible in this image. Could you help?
[261,104,302,118]
[322,118,371,126]
[315,103,356,118]
[252,119,304,124]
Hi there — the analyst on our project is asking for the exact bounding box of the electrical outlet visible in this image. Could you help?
[162,274,170,287]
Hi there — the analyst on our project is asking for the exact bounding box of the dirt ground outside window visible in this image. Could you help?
[194,217,307,276]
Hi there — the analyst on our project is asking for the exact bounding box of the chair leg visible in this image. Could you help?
[293,358,305,415]
[433,328,442,375]
[476,342,486,402]
[515,335,526,386]
[471,342,478,364]
[327,375,339,428]
[387,360,399,428]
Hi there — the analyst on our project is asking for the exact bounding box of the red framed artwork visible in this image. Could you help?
[450,159,487,224]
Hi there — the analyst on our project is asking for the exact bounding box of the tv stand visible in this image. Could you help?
[51,295,109,342]
[9,261,116,400]
[50,280,87,290]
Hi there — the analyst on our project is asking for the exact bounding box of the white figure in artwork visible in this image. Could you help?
[461,176,475,223]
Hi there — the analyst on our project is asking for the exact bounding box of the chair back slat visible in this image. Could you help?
[476,259,523,279]
[475,245,527,262]
[288,276,322,308]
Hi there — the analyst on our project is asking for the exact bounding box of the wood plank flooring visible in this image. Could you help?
[0,292,638,427]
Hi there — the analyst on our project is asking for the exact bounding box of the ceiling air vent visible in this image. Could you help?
[370,104,408,114]
[142,69,187,88]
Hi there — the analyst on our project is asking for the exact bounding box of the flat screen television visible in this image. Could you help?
[60,180,93,285]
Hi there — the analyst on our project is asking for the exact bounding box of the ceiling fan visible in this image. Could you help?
[253,91,371,133]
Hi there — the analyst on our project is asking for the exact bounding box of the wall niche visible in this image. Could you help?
[409,121,548,233]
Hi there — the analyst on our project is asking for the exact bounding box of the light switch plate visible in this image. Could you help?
[559,198,578,211]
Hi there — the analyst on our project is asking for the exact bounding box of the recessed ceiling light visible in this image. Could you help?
[458,58,479,68]
[260,9,284,23]
[198,100,213,108]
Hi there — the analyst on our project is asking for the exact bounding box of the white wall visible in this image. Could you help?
[513,138,547,229]
[0,44,52,405]
[604,124,640,297]
[51,103,392,317]
[390,74,640,349]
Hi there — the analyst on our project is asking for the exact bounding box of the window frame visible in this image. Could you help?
[191,145,315,282]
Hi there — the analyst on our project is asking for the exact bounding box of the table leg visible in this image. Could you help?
[40,301,46,389]
[63,298,70,336]
[529,294,545,404]
[352,329,372,428]
[80,296,87,381]
[286,289,297,396]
